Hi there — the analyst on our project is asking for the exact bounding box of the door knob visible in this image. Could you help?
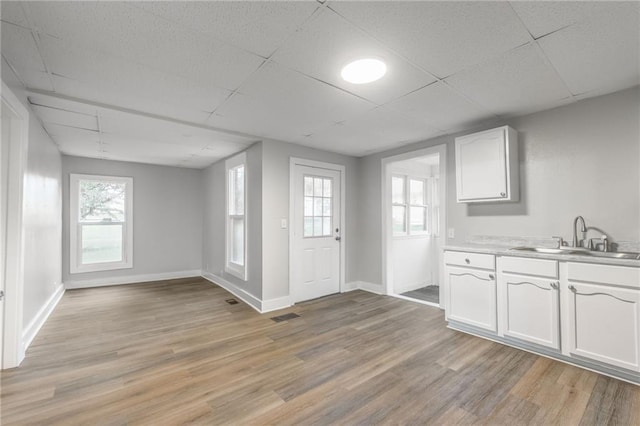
[335,236,341,241]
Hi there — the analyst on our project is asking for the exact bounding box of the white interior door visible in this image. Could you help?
[1,106,12,365]
[292,165,341,303]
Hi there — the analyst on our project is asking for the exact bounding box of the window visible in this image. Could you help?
[226,152,247,280]
[392,175,429,237]
[70,174,133,273]
[303,175,332,237]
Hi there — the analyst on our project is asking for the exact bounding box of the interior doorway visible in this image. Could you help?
[382,144,446,308]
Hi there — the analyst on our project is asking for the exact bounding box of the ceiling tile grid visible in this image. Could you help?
[271,7,436,105]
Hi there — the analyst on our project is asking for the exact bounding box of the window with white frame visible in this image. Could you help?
[392,175,429,237]
[226,152,247,280]
[70,174,133,273]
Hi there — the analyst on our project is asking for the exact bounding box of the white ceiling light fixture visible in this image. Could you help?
[341,58,387,84]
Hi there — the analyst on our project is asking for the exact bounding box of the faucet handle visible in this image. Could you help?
[551,236,565,248]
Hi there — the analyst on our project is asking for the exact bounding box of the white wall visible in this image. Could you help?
[61,156,203,286]
[202,143,263,299]
[2,64,63,330]
[357,86,640,286]
[261,139,360,301]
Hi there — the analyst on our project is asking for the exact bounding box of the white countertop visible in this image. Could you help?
[443,243,640,268]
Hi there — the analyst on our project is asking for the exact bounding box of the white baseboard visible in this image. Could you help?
[353,281,385,295]
[23,284,65,350]
[343,281,360,292]
[261,295,292,313]
[64,270,202,289]
[201,272,262,313]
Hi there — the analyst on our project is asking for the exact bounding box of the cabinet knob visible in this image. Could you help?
[500,192,506,197]
[568,285,576,292]
[550,282,558,289]
[489,274,495,280]
[465,258,470,264]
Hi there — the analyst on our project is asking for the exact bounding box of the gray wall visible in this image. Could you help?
[202,143,263,299]
[357,86,640,286]
[2,65,63,328]
[261,139,360,300]
[62,156,203,284]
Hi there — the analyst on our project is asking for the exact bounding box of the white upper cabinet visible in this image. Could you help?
[455,126,519,203]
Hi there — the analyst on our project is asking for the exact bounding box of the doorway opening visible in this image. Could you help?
[382,144,446,308]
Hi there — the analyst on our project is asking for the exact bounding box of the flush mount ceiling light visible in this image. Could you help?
[341,58,387,84]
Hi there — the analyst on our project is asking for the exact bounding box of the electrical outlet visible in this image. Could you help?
[448,228,455,239]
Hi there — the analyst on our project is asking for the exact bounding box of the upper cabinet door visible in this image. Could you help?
[455,126,519,203]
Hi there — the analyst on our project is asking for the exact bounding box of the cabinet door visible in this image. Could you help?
[456,128,507,202]
[447,266,497,332]
[567,282,640,372]
[499,274,560,350]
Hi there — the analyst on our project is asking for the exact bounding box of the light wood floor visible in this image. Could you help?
[1,278,638,425]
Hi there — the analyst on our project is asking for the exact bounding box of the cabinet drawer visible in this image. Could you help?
[445,251,495,270]
[499,256,558,278]
[568,263,640,289]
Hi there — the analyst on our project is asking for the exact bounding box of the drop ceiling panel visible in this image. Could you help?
[510,1,623,39]
[210,62,373,141]
[388,82,497,132]
[536,5,640,96]
[27,2,263,91]
[0,22,53,91]
[329,1,531,78]
[446,44,574,117]
[135,1,320,57]
[307,106,443,156]
[0,1,30,27]
[30,104,98,131]
[271,8,435,105]
[40,36,229,122]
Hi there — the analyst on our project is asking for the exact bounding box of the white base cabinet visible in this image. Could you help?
[567,263,640,372]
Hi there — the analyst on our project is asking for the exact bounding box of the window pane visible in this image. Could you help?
[314,197,323,216]
[323,198,331,216]
[304,197,313,216]
[304,217,314,237]
[234,166,244,215]
[313,217,322,236]
[304,176,314,196]
[79,180,126,222]
[392,206,406,234]
[410,179,424,205]
[323,178,332,197]
[314,178,323,196]
[392,177,405,204]
[410,206,427,233]
[81,224,123,264]
[323,217,331,236]
[231,218,244,265]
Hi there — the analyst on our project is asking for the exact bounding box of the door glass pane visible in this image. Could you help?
[81,224,123,264]
[410,179,425,205]
[313,217,322,236]
[323,198,331,216]
[314,198,323,216]
[392,177,405,204]
[314,178,323,197]
[392,206,406,234]
[304,176,314,196]
[79,180,126,222]
[304,197,313,216]
[231,218,244,265]
[304,217,314,237]
[323,217,331,236]
[323,179,332,197]
[410,206,427,233]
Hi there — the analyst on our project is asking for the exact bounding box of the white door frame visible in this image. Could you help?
[289,158,346,301]
[381,144,447,305]
[1,82,29,369]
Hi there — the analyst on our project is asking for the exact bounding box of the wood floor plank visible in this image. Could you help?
[1,278,638,425]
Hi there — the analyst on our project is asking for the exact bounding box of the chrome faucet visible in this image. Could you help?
[572,216,586,248]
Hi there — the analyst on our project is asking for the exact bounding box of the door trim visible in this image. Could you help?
[381,144,447,303]
[289,158,346,302]
[1,82,30,369]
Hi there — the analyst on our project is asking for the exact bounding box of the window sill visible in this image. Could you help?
[70,261,133,274]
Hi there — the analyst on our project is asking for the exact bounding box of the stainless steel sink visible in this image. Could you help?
[509,246,640,259]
